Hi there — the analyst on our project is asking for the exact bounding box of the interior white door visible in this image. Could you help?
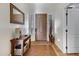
[68,9,79,53]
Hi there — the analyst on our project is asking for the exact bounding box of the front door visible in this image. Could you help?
[35,14,47,41]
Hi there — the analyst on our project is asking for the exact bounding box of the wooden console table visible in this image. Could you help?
[10,35,31,56]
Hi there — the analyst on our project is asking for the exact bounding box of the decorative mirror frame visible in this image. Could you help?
[10,3,25,24]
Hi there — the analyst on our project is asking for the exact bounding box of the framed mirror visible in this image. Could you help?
[10,3,25,24]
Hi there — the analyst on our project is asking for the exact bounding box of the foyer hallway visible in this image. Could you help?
[24,41,57,56]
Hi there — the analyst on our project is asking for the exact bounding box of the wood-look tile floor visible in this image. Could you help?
[24,41,57,56]
[24,41,79,56]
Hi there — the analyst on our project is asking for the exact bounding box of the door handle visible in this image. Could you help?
[35,28,37,32]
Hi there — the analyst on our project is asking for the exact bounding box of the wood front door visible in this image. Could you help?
[35,14,47,41]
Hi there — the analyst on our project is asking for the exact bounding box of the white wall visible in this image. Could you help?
[29,14,35,41]
[0,3,11,56]
[34,3,55,14]
[25,4,36,41]
[0,3,28,56]
[54,4,69,53]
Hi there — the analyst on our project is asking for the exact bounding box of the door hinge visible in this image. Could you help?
[66,13,68,15]
[66,46,68,49]
[65,29,68,32]
[67,7,73,9]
